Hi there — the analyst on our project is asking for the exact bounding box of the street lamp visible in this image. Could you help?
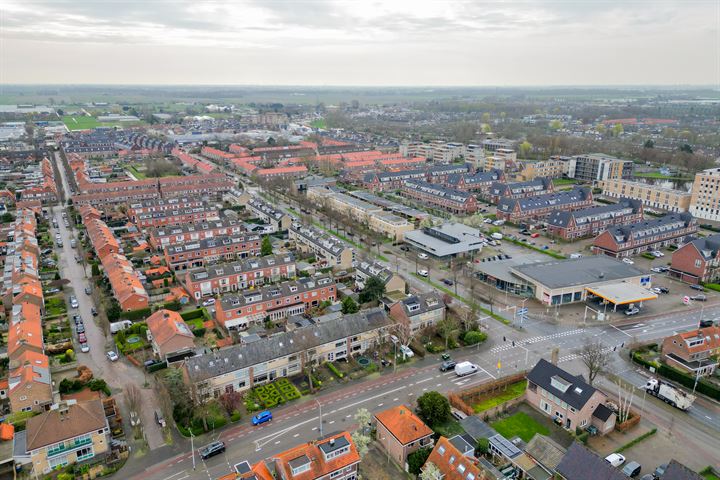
[189,428,196,470]
[316,399,323,437]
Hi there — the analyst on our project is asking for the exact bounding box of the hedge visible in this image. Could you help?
[147,361,168,373]
[192,327,206,337]
[326,362,344,379]
[463,331,488,345]
[122,307,151,321]
[704,283,720,293]
[181,308,209,321]
[632,352,720,400]
[617,428,657,453]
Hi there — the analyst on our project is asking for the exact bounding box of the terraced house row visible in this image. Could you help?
[486,177,554,204]
[289,224,355,270]
[246,196,293,233]
[360,163,470,191]
[162,233,263,271]
[147,218,247,249]
[401,180,478,214]
[546,198,644,240]
[182,253,296,300]
[445,168,505,192]
[215,276,337,329]
[496,187,594,223]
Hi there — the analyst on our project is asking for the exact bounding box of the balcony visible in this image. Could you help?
[47,436,93,458]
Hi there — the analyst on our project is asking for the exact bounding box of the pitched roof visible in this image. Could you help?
[524,434,566,471]
[25,400,107,451]
[146,309,195,350]
[395,292,446,318]
[669,326,720,354]
[426,436,486,480]
[273,431,360,480]
[556,443,626,480]
[527,359,597,410]
[685,234,720,261]
[659,460,703,480]
[374,405,433,445]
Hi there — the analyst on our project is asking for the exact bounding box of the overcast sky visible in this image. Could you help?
[1,0,718,86]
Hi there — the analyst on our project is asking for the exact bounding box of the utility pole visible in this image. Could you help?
[190,429,196,470]
[316,399,323,437]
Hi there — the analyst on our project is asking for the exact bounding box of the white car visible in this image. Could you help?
[605,453,626,467]
[417,269,429,277]
[202,298,216,307]
[652,250,664,257]
[106,351,119,362]
[625,307,640,316]
[399,345,414,358]
[622,258,635,265]
[80,343,90,353]
[417,253,429,260]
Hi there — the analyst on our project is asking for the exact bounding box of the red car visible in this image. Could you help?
[78,333,87,343]
[530,233,540,238]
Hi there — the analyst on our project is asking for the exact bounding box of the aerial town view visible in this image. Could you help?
[0,1,719,479]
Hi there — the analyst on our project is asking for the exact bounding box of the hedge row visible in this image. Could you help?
[122,307,151,321]
[617,428,657,453]
[326,362,344,379]
[704,283,720,293]
[253,379,302,408]
[181,308,209,321]
[631,352,720,400]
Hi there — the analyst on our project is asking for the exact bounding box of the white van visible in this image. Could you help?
[454,361,479,377]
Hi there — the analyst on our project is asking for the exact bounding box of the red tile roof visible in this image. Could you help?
[374,405,433,445]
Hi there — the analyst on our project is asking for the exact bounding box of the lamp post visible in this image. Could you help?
[190,429,196,470]
[316,399,323,437]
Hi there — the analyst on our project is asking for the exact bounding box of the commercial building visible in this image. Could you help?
[402,180,478,214]
[20,400,110,475]
[689,167,720,222]
[182,254,296,300]
[163,233,262,271]
[272,431,360,480]
[486,177,554,204]
[215,276,336,329]
[389,292,446,333]
[546,198,643,240]
[516,156,571,181]
[661,326,720,377]
[404,222,484,259]
[669,234,720,284]
[184,309,392,397]
[147,218,247,249]
[509,256,652,307]
[592,212,697,258]
[567,154,633,183]
[496,188,593,223]
[374,405,434,466]
[600,178,692,213]
[246,197,293,232]
[526,359,616,434]
[145,309,196,363]
[289,224,355,270]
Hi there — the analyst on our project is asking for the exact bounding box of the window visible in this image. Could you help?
[437,445,446,456]
[291,463,311,476]
[458,464,466,474]
[695,259,702,268]
[449,455,456,464]
[76,446,94,461]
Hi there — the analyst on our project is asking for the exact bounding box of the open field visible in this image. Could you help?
[62,114,147,131]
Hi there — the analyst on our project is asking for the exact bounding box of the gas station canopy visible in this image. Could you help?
[586,283,658,307]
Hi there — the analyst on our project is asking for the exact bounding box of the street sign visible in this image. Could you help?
[517,307,528,315]
[683,296,690,305]
[518,315,528,323]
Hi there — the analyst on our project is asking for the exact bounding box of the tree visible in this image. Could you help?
[436,316,459,349]
[260,235,273,256]
[125,384,141,414]
[549,119,562,130]
[463,330,487,345]
[354,408,372,434]
[679,143,693,154]
[358,276,385,304]
[416,391,450,426]
[407,447,433,475]
[519,140,532,158]
[1,212,14,223]
[219,391,243,415]
[91,262,100,277]
[475,437,489,456]
[164,368,193,426]
[644,139,655,149]
[612,123,624,137]
[350,430,371,459]
[578,339,610,385]
[341,296,359,314]
[106,300,121,323]
[419,461,442,480]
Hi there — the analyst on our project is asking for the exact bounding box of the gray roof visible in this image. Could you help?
[404,222,484,257]
[188,253,295,282]
[527,359,597,410]
[546,198,642,228]
[247,197,288,222]
[150,218,246,237]
[592,403,613,422]
[489,434,522,459]
[166,232,261,254]
[498,187,591,214]
[397,292,445,317]
[604,212,695,243]
[290,224,352,256]
[219,276,335,310]
[447,169,503,186]
[404,180,473,202]
[460,416,497,442]
[659,460,703,480]
[556,443,626,480]
[490,177,552,197]
[355,261,394,285]
[185,308,391,382]
[686,234,720,261]
[511,256,646,290]
[524,434,566,471]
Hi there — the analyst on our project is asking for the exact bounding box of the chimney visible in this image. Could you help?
[551,348,559,365]
[329,438,335,447]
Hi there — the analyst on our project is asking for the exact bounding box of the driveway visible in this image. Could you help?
[51,157,166,450]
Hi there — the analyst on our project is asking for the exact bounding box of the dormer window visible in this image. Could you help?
[550,375,572,393]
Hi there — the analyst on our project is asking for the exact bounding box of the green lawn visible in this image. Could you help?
[473,380,527,413]
[701,474,720,480]
[63,115,101,130]
[633,172,691,181]
[431,418,465,438]
[127,165,147,179]
[552,178,578,186]
[310,119,327,129]
[491,412,549,442]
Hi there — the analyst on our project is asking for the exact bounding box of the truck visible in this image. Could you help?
[110,320,133,334]
[644,378,695,411]
[454,361,479,377]
[491,232,503,240]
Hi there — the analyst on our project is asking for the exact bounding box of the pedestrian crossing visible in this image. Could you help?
[489,328,586,354]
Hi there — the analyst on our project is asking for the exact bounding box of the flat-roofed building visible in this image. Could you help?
[404,222,484,259]
[600,178,691,213]
[689,167,720,222]
[567,154,633,183]
[246,197,293,232]
[517,156,571,181]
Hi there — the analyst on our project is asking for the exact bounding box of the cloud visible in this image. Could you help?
[0,0,717,85]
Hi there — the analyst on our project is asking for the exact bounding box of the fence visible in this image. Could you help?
[449,371,528,417]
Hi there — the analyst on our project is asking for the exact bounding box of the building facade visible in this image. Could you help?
[401,180,478,214]
[600,178,692,213]
[661,326,720,376]
[689,167,720,222]
[546,198,644,240]
[289,224,355,270]
[374,405,434,466]
[567,154,633,183]
[669,234,720,284]
[163,234,262,271]
[496,188,593,223]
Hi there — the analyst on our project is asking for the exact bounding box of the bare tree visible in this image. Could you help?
[420,462,442,480]
[578,339,611,385]
[615,379,635,423]
[436,316,459,349]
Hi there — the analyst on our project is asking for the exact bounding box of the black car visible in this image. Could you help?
[442,278,454,286]
[91,307,98,316]
[76,324,85,334]
[690,284,705,291]
[72,314,82,325]
[700,319,716,328]
[657,286,669,294]
[199,441,225,460]
[439,360,457,372]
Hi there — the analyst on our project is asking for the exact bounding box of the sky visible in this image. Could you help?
[1,0,718,86]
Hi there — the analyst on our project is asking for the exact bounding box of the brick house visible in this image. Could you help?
[8,350,52,413]
[374,405,434,467]
[163,234,262,271]
[146,309,196,363]
[496,188,593,223]
[424,436,490,480]
[402,180,478,214]
[446,169,504,193]
[526,359,615,434]
[669,234,720,284]
[546,198,643,240]
[389,293,446,334]
[486,177,554,204]
[661,326,720,376]
[147,218,247,250]
[272,431,360,480]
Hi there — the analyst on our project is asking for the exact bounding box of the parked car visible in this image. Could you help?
[651,267,664,273]
[439,360,457,372]
[657,286,670,294]
[690,284,705,291]
[130,411,140,427]
[399,345,414,358]
[699,319,716,328]
[202,298,216,307]
[106,351,119,362]
[653,464,668,478]
[91,307,98,316]
[69,296,79,308]
[690,294,707,301]
[80,342,90,353]
[78,333,87,343]
[199,441,225,460]
[530,233,540,238]
[605,453,626,467]
[651,250,664,257]
[622,461,642,477]
[45,288,60,294]
[252,410,273,426]
[622,258,635,265]
[417,252,429,260]
[155,410,166,428]
[417,269,429,277]
[72,314,82,325]
[76,324,85,334]
[442,278,454,286]
[625,307,640,316]
[85,286,91,295]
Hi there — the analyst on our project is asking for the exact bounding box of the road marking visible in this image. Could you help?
[610,323,634,337]
[275,441,280,445]
[161,472,187,480]
[329,420,335,425]
[437,383,442,387]
[377,403,384,407]
[392,398,398,402]
[293,433,299,437]
[415,377,432,384]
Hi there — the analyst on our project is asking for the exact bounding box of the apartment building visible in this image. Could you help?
[246,197,293,232]
[272,432,360,480]
[592,212,698,258]
[402,180,478,214]
[516,156,571,181]
[374,405,434,466]
[163,233,262,271]
[183,254,296,300]
[400,140,465,163]
[689,167,720,222]
[484,148,517,172]
[368,211,415,242]
[496,188,593,223]
[184,309,392,397]
[147,218,247,249]
[425,164,472,184]
[21,400,110,474]
[255,165,309,179]
[546,198,644,240]
[133,205,220,229]
[600,179,691,213]
[446,169,504,193]
[289,224,355,270]
[526,359,616,434]
[567,154,634,183]
[486,177,554,204]
[215,276,337,329]
[669,234,720,284]
[355,261,406,293]
[482,138,515,153]
[389,292,446,333]
[662,326,720,376]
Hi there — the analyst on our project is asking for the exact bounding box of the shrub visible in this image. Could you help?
[704,283,720,292]
[577,431,590,444]
[123,307,151,321]
[181,308,205,321]
[87,378,111,396]
[147,361,168,373]
[416,391,451,426]
[463,330,488,345]
[192,327,206,337]
[230,410,242,422]
[326,362,344,379]
[407,448,432,475]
